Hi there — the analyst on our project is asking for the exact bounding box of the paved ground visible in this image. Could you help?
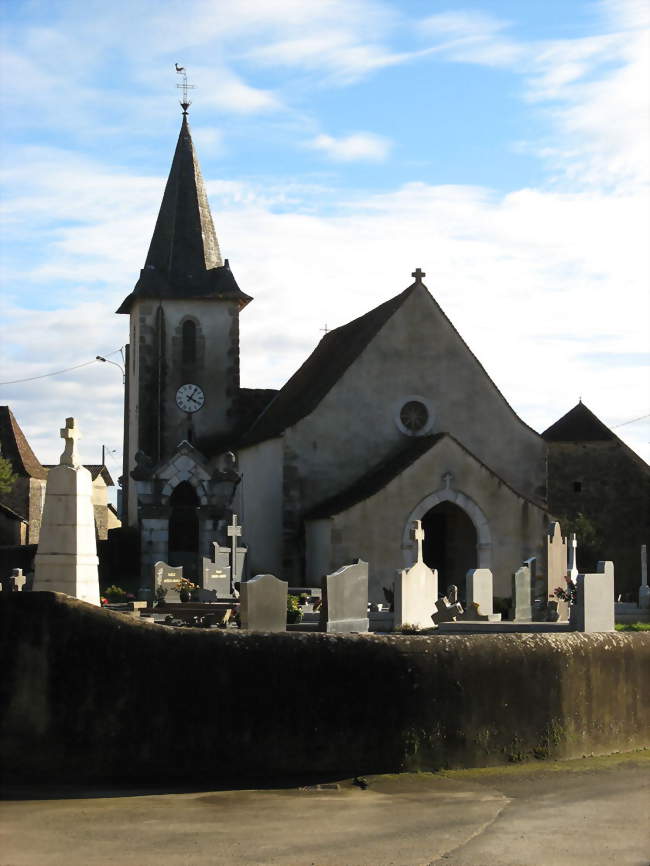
[1,752,648,866]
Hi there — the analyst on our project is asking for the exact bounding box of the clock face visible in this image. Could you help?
[176,383,205,414]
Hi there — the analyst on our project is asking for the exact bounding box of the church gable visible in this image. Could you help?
[274,278,546,516]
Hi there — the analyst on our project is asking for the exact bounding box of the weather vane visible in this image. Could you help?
[175,63,196,115]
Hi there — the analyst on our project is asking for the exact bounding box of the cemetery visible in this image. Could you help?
[1,415,649,789]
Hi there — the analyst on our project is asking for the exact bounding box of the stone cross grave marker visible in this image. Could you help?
[227,514,243,583]
[571,561,615,632]
[432,585,463,625]
[155,561,184,603]
[640,545,649,609]
[32,417,100,606]
[1,568,26,593]
[394,519,438,630]
[320,559,369,633]
[240,573,287,632]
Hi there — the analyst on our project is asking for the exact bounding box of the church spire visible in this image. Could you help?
[144,112,223,278]
[117,107,251,314]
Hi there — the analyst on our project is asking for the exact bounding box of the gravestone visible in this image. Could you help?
[320,559,369,633]
[571,560,615,632]
[568,533,579,584]
[432,586,463,625]
[639,545,649,609]
[394,520,438,630]
[32,418,100,606]
[240,573,287,632]
[546,522,568,598]
[154,561,184,603]
[202,544,232,598]
[462,569,501,621]
[510,564,533,621]
[1,568,26,593]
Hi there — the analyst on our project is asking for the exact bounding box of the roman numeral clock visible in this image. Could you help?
[176,384,205,414]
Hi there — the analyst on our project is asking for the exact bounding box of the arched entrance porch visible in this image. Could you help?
[168,481,199,580]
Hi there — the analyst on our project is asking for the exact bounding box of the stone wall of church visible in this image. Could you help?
[236,438,284,577]
[305,435,548,601]
[282,287,547,583]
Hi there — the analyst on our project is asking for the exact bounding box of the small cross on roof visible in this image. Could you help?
[411,267,426,283]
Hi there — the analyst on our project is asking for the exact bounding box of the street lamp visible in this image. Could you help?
[96,355,125,384]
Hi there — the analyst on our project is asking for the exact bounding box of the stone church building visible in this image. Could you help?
[118,108,560,600]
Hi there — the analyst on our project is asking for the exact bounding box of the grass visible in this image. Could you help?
[615,622,650,631]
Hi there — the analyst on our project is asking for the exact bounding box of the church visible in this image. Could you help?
[118,107,555,600]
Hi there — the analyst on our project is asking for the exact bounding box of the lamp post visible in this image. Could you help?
[96,355,125,384]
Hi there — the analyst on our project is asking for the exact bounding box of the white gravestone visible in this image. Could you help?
[240,574,287,632]
[394,520,438,630]
[321,559,369,633]
[546,522,568,598]
[571,561,615,632]
[462,569,501,621]
[568,533,579,584]
[511,564,533,621]
[32,418,100,606]
[639,545,649,610]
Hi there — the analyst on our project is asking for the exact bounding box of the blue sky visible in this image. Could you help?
[0,0,648,477]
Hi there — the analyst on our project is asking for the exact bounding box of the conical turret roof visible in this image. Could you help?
[117,113,251,313]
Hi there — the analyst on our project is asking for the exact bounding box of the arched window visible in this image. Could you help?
[182,319,196,365]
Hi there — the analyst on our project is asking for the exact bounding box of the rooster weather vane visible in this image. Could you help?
[175,63,196,115]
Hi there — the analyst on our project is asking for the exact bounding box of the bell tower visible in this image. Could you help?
[117,97,252,527]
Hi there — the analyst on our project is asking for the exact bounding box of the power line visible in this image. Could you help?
[613,413,650,428]
[0,349,123,386]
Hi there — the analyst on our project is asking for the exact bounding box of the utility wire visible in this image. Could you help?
[0,349,123,386]
[613,413,650,428]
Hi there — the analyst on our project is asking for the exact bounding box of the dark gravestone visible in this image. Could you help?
[320,560,369,633]
[154,561,183,603]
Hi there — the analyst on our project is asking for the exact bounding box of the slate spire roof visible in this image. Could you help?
[117,112,251,313]
[0,406,48,479]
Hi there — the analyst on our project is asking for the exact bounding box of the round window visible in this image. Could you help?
[399,400,429,433]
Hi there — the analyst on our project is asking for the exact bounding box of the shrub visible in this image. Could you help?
[287,594,303,624]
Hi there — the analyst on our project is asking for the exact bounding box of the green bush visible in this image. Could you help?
[104,584,127,602]
[287,594,303,624]
[615,622,650,631]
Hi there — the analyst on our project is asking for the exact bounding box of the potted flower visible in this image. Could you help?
[176,578,197,603]
[287,594,303,624]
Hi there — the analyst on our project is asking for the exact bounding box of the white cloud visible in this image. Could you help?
[307,132,392,162]
[418,10,524,67]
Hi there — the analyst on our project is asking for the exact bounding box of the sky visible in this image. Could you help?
[0,0,648,490]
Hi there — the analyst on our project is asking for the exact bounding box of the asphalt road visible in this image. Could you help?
[1,752,648,866]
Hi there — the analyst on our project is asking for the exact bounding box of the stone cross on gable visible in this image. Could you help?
[228,513,243,582]
[412,519,425,564]
[59,417,81,467]
[411,268,426,282]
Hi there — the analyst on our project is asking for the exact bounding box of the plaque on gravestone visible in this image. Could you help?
[154,561,183,603]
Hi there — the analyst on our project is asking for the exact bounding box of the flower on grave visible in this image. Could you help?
[552,580,577,605]
[176,578,198,593]
[100,597,109,606]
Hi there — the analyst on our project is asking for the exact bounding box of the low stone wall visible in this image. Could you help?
[1,593,648,785]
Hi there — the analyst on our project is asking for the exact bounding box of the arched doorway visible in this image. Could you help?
[168,481,199,579]
[422,501,477,598]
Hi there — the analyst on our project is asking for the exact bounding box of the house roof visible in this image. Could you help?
[542,401,649,471]
[117,113,252,314]
[43,464,115,485]
[0,406,48,479]
[307,431,546,519]
[240,283,419,445]
[0,501,28,522]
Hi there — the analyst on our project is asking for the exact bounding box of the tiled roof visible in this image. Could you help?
[0,406,48,479]
[117,115,252,313]
[43,464,115,485]
[542,401,649,471]
[240,284,419,446]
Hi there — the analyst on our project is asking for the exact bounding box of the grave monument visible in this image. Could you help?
[394,520,438,630]
[240,573,287,632]
[320,559,369,633]
[32,419,100,606]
